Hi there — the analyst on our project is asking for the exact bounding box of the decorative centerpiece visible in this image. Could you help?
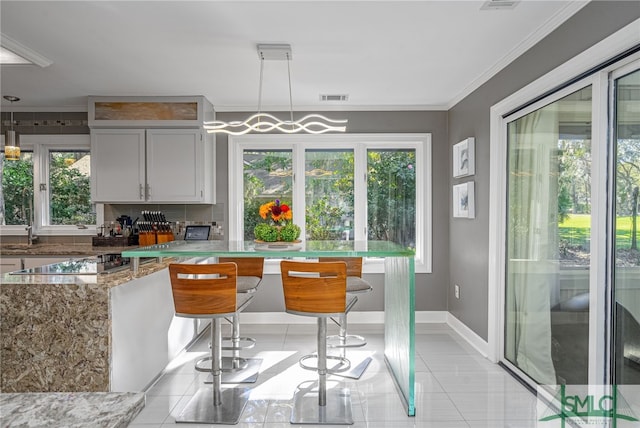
[254,199,301,243]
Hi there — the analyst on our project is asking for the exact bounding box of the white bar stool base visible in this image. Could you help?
[176,386,251,425]
[291,387,353,425]
[203,357,262,384]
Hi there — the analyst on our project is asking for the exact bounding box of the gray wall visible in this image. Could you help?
[448,1,640,340]
[216,110,449,313]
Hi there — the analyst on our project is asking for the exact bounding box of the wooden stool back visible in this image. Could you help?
[318,257,363,277]
[168,263,238,316]
[280,261,347,315]
[218,257,264,278]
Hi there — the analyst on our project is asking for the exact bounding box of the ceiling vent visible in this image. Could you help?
[480,0,519,10]
[320,94,349,102]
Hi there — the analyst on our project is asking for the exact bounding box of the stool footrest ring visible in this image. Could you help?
[327,334,367,348]
[299,354,351,374]
[195,356,250,373]
[209,336,257,351]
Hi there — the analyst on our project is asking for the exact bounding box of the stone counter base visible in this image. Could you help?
[1,282,110,392]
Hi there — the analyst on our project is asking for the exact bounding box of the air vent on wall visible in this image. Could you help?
[320,94,349,102]
[480,0,519,10]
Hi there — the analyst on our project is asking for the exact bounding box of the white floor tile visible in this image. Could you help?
[421,353,502,373]
[359,392,417,422]
[145,373,199,396]
[130,394,182,424]
[128,323,539,428]
[414,371,445,394]
[432,370,529,394]
[466,420,539,428]
[448,391,538,421]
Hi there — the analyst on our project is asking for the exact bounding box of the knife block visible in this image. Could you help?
[138,231,174,246]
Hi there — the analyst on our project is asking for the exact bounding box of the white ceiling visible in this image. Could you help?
[0,1,589,112]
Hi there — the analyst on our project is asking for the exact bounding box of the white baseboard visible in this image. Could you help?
[239,310,448,324]
[415,311,448,323]
[237,311,490,359]
[445,312,489,358]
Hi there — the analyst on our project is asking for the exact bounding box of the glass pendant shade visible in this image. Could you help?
[4,129,20,160]
[3,95,21,160]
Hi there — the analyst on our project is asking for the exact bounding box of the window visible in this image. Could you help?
[306,149,354,241]
[0,135,96,234]
[229,133,431,273]
[1,151,34,225]
[368,149,416,249]
[243,149,293,240]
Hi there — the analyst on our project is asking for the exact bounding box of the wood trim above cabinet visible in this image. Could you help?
[88,96,214,128]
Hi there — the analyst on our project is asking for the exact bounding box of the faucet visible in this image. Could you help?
[23,187,38,246]
[25,224,38,246]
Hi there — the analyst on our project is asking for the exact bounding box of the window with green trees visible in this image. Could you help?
[1,152,34,225]
[0,136,95,230]
[230,134,431,272]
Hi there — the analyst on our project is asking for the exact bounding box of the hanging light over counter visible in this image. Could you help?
[204,44,347,135]
[3,95,21,160]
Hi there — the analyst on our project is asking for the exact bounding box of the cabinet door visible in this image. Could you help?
[91,129,146,202]
[146,129,203,202]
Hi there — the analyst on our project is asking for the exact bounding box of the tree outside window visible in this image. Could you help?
[0,140,95,229]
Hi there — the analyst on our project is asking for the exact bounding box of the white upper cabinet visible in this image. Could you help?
[91,128,214,203]
[146,129,205,202]
[91,129,146,203]
[89,96,215,204]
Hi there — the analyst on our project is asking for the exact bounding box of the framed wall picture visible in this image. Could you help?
[453,181,475,219]
[453,137,475,178]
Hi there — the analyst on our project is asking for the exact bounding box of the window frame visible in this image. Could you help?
[0,134,101,236]
[228,133,432,274]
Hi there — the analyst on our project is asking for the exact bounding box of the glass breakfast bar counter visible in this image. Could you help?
[122,240,417,416]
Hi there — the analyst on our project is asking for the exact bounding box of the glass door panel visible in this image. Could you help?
[613,67,640,387]
[505,86,593,386]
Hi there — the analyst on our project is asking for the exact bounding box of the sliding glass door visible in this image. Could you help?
[613,65,640,389]
[503,58,640,413]
[505,85,593,386]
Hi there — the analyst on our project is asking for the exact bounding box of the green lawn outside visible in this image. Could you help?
[559,214,637,248]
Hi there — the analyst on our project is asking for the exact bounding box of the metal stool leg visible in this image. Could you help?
[176,319,251,424]
[328,313,373,380]
[291,318,353,425]
[204,314,262,384]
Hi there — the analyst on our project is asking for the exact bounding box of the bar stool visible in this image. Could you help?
[217,257,264,383]
[168,262,252,424]
[280,260,356,425]
[319,257,373,379]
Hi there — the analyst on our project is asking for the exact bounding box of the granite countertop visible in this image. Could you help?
[0,243,133,257]
[0,392,145,428]
[0,257,173,288]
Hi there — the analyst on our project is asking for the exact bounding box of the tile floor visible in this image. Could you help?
[128,323,538,427]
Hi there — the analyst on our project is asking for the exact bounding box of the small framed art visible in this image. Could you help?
[453,181,475,219]
[453,137,475,178]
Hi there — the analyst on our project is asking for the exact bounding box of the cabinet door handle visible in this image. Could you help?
[139,184,144,200]
[146,184,151,199]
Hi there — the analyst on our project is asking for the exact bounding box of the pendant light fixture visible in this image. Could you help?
[3,95,21,160]
[204,44,347,135]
